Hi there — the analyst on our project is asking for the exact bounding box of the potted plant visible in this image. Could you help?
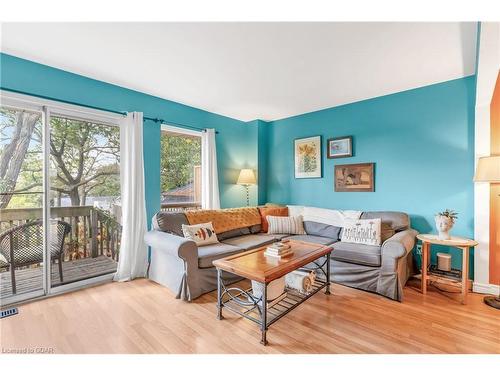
[435,209,458,240]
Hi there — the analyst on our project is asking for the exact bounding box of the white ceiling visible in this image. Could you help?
[1,22,477,121]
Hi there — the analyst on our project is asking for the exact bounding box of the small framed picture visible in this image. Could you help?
[294,136,322,179]
[327,136,353,158]
[334,162,375,192]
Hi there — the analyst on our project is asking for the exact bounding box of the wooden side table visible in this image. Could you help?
[416,234,478,304]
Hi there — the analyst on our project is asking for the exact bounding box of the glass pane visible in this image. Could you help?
[160,130,202,211]
[0,106,44,302]
[49,115,120,288]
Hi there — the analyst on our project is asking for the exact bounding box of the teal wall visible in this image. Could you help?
[265,77,476,276]
[1,53,477,276]
[0,53,258,223]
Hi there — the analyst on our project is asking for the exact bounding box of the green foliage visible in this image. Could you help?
[160,132,201,192]
[436,209,458,221]
[0,107,120,208]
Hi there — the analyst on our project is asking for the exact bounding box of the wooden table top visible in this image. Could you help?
[212,240,333,283]
[416,234,478,247]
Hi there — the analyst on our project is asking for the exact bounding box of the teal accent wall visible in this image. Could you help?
[265,77,476,276]
[1,53,477,276]
[0,53,258,223]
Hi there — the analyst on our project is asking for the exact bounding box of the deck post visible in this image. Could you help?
[90,209,98,258]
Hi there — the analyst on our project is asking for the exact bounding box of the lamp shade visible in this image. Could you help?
[237,169,256,185]
[474,155,500,182]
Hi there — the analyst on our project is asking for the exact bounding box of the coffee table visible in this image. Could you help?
[213,240,333,345]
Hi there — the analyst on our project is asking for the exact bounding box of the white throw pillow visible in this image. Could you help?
[341,218,382,246]
[182,222,219,246]
[267,215,305,235]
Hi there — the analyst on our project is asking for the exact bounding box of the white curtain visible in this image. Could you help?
[201,129,220,209]
[114,112,148,281]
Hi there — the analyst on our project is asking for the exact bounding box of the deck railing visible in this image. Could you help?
[0,206,122,263]
[161,202,202,212]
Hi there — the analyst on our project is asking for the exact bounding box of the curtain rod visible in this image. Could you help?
[0,87,218,134]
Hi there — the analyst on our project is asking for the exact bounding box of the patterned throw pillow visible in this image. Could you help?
[267,215,305,235]
[258,206,289,232]
[182,222,219,246]
[341,218,382,246]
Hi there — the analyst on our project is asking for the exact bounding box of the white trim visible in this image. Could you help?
[474,22,500,287]
[0,89,124,126]
[0,274,114,308]
[49,273,114,296]
[473,282,500,295]
[0,289,45,308]
[42,106,52,296]
[161,123,201,137]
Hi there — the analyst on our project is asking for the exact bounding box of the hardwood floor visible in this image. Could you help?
[1,278,499,354]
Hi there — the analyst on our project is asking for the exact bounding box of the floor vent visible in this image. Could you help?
[1,307,19,319]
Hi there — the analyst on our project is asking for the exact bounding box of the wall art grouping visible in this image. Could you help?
[293,134,375,192]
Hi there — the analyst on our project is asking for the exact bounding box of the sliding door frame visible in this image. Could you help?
[0,90,124,306]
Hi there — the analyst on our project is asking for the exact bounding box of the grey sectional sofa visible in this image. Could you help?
[144,209,418,302]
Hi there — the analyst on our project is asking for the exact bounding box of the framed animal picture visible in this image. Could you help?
[327,136,352,158]
[294,136,322,179]
[334,162,375,192]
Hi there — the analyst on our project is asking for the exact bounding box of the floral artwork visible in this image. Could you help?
[294,136,322,178]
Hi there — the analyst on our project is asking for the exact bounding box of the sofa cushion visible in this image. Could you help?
[303,221,341,240]
[221,234,276,251]
[284,234,337,246]
[152,211,189,237]
[217,226,251,241]
[198,243,243,268]
[332,242,381,267]
[381,223,396,242]
[258,233,289,241]
[361,211,409,232]
[258,206,289,232]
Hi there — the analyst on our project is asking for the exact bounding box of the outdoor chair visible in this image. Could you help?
[0,220,71,294]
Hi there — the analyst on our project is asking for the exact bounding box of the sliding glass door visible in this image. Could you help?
[0,92,121,306]
[0,105,45,304]
[48,114,120,290]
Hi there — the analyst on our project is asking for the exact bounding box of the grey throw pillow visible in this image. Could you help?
[303,221,342,240]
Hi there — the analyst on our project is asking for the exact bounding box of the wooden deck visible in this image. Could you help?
[0,256,117,299]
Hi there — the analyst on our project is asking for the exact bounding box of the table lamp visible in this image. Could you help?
[237,169,256,206]
[474,155,500,309]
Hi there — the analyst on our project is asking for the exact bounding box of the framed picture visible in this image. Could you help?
[294,136,322,179]
[334,162,375,192]
[327,136,352,158]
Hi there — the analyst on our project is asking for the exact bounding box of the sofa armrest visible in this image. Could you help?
[380,229,418,271]
[144,230,197,261]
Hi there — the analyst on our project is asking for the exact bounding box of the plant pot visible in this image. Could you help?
[435,215,454,240]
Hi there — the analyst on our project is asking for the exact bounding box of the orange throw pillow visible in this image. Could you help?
[258,207,289,232]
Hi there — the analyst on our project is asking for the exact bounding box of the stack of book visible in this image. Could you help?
[264,242,293,259]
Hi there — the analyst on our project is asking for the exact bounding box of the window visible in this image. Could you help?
[160,125,202,210]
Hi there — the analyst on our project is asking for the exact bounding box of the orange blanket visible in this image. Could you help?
[185,207,261,234]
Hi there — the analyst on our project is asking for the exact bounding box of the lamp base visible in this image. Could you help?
[484,296,500,310]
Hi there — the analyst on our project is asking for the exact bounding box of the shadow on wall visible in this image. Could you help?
[410,215,433,234]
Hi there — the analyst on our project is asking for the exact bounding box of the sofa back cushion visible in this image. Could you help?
[303,221,341,240]
[258,206,289,232]
[185,207,261,234]
[152,211,189,237]
[267,215,305,235]
[217,226,251,241]
[360,211,410,232]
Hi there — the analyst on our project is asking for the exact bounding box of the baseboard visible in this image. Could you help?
[473,282,500,295]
